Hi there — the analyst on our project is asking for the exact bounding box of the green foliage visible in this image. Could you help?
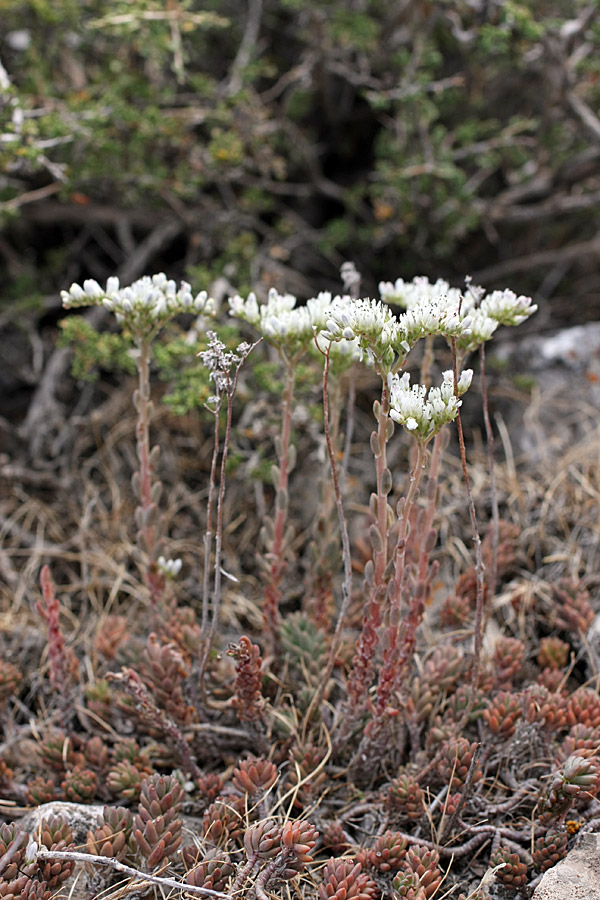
[2,0,598,306]
[59,316,136,381]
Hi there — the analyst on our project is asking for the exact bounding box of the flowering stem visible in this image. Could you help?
[303,342,353,733]
[336,375,392,745]
[263,354,296,657]
[368,438,428,733]
[133,334,166,611]
[480,341,499,602]
[451,337,485,716]
[202,401,221,641]
[199,338,260,688]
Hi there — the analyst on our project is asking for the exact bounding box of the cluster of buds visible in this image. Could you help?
[490,845,528,888]
[318,858,376,900]
[133,774,184,870]
[157,556,183,579]
[232,757,278,798]
[388,369,472,443]
[227,636,265,723]
[61,273,213,335]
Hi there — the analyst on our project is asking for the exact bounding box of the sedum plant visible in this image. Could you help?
[14,265,592,900]
[61,274,214,612]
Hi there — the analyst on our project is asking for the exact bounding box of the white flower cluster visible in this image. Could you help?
[229,288,360,358]
[379,276,537,353]
[322,292,472,371]
[61,273,214,334]
[157,555,182,578]
[389,368,473,442]
[380,276,464,312]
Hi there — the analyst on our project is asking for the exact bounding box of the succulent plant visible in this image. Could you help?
[184,847,235,893]
[387,771,424,820]
[139,633,194,726]
[490,845,528,888]
[243,820,282,859]
[232,756,278,797]
[492,636,525,688]
[86,806,133,860]
[133,773,184,869]
[61,765,98,803]
[202,796,246,847]
[551,578,594,635]
[436,736,482,790]
[37,816,75,888]
[566,687,600,730]
[318,858,377,900]
[107,759,147,801]
[404,845,442,898]
[0,660,22,709]
[532,828,568,871]
[83,736,109,772]
[357,830,408,872]
[484,690,522,737]
[196,772,224,805]
[537,636,570,670]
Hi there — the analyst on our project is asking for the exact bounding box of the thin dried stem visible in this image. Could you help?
[35,849,231,899]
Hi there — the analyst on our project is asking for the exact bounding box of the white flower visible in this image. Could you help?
[61,273,214,334]
[229,288,352,353]
[157,556,182,578]
[389,368,472,441]
[381,275,537,354]
[480,289,538,325]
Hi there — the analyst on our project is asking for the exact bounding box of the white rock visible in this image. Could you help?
[532,832,600,900]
